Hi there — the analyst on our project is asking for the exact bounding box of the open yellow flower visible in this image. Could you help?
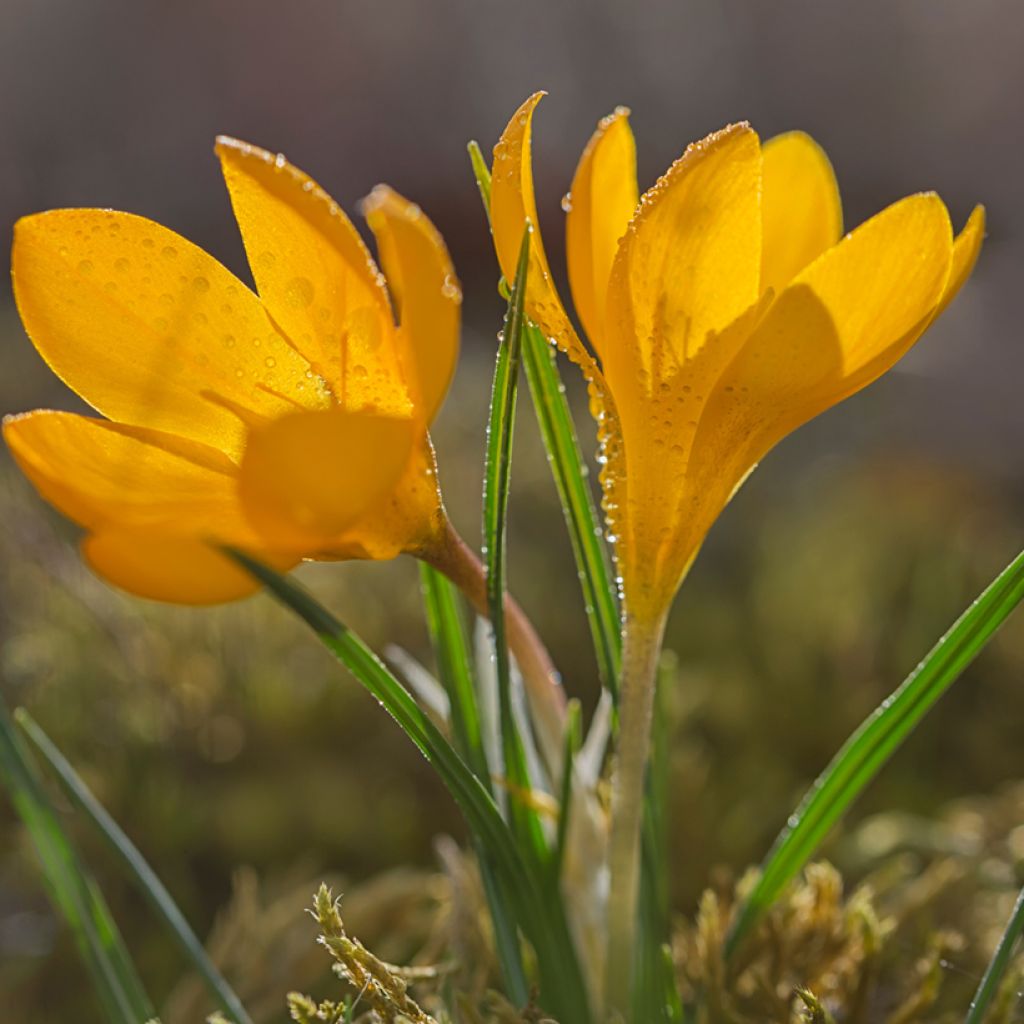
[4,139,461,604]
[491,93,985,626]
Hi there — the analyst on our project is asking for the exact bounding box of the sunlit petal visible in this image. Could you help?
[934,204,985,318]
[83,530,290,604]
[566,108,638,355]
[11,210,317,460]
[216,137,409,416]
[362,185,461,423]
[3,409,260,542]
[761,131,843,295]
[238,406,416,549]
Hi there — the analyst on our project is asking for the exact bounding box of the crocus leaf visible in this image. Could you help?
[964,882,1024,1024]
[727,547,1024,956]
[0,700,154,1024]
[225,550,592,1024]
[15,709,252,1024]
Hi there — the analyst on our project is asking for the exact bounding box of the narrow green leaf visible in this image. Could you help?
[552,700,582,883]
[225,551,592,1024]
[727,548,1024,957]
[965,882,1024,1024]
[16,709,253,1024]
[419,563,489,786]
[0,701,154,1024]
[482,227,549,864]
[418,564,528,1005]
[468,138,621,693]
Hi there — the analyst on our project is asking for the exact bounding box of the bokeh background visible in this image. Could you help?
[2,1,1023,1020]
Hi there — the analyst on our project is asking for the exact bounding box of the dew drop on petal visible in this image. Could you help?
[285,276,315,308]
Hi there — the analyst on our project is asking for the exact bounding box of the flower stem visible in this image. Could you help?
[605,608,668,1022]
[419,520,567,771]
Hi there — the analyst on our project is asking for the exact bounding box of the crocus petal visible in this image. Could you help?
[604,122,762,398]
[933,204,985,317]
[491,93,601,375]
[566,107,638,355]
[329,437,446,561]
[83,530,285,604]
[216,138,409,416]
[362,185,461,424]
[491,94,626,542]
[3,410,261,543]
[684,192,954,566]
[760,131,842,295]
[238,406,416,549]
[11,211,318,461]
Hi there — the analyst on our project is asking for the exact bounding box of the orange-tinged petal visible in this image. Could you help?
[83,530,291,604]
[328,437,446,561]
[760,131,842,295]
[362,185,461,424]
[216,137,408,417]
[491,94,602,376]
[566,107,638,355]
[11,210,318,461]
[238,407,416,549]
[3,410,261,543]
[491,95,627,546]
[933,204,985,318]
[603,122,762,400]
[678,193,954,585]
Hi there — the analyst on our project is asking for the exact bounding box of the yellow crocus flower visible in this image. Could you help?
[4,139,461,604]
[491,92,985,627]
[489,93,984,1017]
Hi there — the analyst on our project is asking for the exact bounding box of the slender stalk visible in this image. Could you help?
[421,521,567,769]
[605,609,668,1021]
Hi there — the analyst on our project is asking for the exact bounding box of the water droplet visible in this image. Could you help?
[560,193,572,213]
[256,251,276,269]
[114,257,130,272]
[159,292,175,306]
[141,237,154,249]
[274,152,286,169]
[285,276,315,308]
[235,368,245,378]
[161,245,177,259]
[264,356,277,369]
[193,276,210,292]
[77,259,94,274]
[352,364,368,379]
[222,334,236,349]
[192,312,208,325]
[441,275,461,302]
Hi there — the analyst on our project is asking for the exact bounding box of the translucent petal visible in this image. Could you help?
[761,131,843,295]
[216,137,409,417]
[604,122,762,392]
[362,185,461,423]
[934,204,985,318]
[237,406,416,549]
[677,193,954,592]
[11,210,317,461]
[83,530,288,605]
[566,108,638,355]
[3,410,260,543]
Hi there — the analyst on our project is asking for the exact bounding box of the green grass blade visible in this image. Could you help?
[468,139,621,692]
[0,701,154,1024]
[482,227,549,865]
[552,700,582,883]
[225,551,591,1024]
[418,564,528,1005]
[15,709,253,1024]
[419,563,489,785]
[965,882,1024,1024]
[522,325,621,692]
[727,547,1024,958]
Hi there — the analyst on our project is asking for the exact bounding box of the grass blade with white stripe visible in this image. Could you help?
[16,708,252,1024]
[0,700,154,1024]
[727,548,1024,958]
[469,139,620,693]
[226,551,591,1024]
[482,226,549,865]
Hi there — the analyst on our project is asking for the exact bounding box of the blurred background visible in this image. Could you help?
[1,1,1023,1020]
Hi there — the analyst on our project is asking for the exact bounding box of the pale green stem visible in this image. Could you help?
[604,608,669,1022]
